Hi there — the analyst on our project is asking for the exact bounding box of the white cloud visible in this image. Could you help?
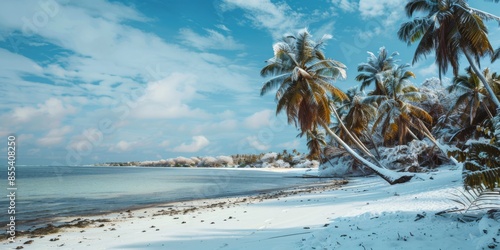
[70,1,149,23]
[192,119,238,134]
[215,24,230,32]
[108,139,148,153]
[358,0,400,18]
[11,98,76,127]
[357,0,404,35]
[159,140,170,147]
[418,63,438,78]
[278,139,300,150]
[109,140,136,152]
[178,28,244,51]
[244,109,274,129]
[313,21,336,40]
[172,136,210,153]
[117,141,132,151]
[220,0,302,39]
[0,0,256,101]
[331,0,357,12]
[246,136,270,151]
[131,73,207,119]
[37,126,72,146]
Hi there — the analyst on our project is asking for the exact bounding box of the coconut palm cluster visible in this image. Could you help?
[261,0,500,189]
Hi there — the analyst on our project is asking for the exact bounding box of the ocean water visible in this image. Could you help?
[0,166,328,229]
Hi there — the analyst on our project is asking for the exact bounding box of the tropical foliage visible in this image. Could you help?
[300,129,327,160]
[371,64,433,146]
[260,30,347,133]
[398,0,500,108]
[256,0,500,193]
[355,47,399,95]
[448,124,500,213]
[261,29,413,184]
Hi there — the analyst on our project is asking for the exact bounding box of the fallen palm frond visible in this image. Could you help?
[446,141,500,215]
[450,187,500,213]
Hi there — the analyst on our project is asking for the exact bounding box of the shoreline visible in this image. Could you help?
[3,178,348,244]
[3,166,326,231]
[5,169,494,250]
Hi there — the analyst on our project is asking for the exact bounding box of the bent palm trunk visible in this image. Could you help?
[321,122,413,185]
[463,50,500,109]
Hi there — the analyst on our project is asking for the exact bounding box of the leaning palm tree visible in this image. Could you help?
[356,47,399,96]
[342,96,378,141]
[372,64,434,146]
[447,67,495,125]
[332,87,379,151]
[261,29,412,184]
[341,94,382,159]
[398,0,500,108]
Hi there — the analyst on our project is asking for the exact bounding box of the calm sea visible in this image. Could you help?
[0,166,327,229]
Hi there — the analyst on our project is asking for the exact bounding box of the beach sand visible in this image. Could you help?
[3,168,498,250]
[2,174,347,249]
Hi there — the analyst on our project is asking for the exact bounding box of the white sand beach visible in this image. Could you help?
[3,167,499,250]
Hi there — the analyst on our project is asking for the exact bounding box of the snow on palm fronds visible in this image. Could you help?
[199,156,218,167]
[450,142,500,190]
[379,139,441,171]
[448,139,500,213]
[190,157,201,165]
[261,152,278,163]
[216,156,234,167]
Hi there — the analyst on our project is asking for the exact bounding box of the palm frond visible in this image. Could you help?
[451,188,500,213]
[464,165,500,191]
[469,7,500,25]
[398,18,431,45]
[260,73,291,96]
[449,142,500,191]
[493,47,500,63]
[404,0,433,17]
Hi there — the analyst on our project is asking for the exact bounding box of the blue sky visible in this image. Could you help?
[0,0,499,165]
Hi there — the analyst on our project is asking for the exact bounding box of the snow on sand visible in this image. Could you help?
[4,167,499,250]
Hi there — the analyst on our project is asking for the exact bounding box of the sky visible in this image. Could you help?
[0,0,499,165]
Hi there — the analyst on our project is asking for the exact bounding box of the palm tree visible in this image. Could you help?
[444,67,500,142]
[300,128,327,160]
[372,65,434,146]
[340,94,383,159]
[356,47,399,96]
[398,0,500,108]
[342,96,377,140]
[447,67,495,124]
[261,29,413,184]
[260,30,347,133]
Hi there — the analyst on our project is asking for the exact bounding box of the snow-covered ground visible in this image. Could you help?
[4,167,499,250]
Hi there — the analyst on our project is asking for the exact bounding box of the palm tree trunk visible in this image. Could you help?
[408,120,460,166]
[482,100,494,119]
[406,128,419,141]
[321,121,413,185]
[364,132,382,160]
[330,106,379,161]
[463,50,500,108]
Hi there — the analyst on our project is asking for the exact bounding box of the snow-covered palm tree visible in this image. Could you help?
[261,29,413,184]
[398,0,500,108]
[356,47,399,96]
